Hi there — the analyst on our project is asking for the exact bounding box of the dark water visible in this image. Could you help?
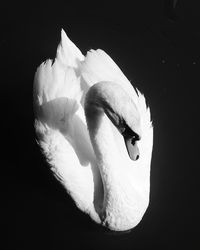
[1,1,199,249]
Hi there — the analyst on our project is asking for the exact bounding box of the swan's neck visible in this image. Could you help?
[84,82,144,230]
[85,101,122,215]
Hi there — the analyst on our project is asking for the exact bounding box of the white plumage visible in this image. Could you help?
[33,29,153,231]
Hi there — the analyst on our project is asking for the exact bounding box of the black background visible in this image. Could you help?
[1,1,199,249]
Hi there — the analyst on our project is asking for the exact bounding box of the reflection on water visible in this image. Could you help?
[104,229,132,236]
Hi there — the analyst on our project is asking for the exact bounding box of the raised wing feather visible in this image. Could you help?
[81,49,139,102]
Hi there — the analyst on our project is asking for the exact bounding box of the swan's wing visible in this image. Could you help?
[80,49,139,102]
[33,30,101,222]
[33,30,84,106]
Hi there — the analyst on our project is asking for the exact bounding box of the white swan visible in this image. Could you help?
[33,29,153,231]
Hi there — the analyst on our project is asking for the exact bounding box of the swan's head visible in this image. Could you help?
[85,81,141,161]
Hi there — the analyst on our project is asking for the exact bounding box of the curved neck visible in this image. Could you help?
[84,83,122,215]
[86,104,119,170]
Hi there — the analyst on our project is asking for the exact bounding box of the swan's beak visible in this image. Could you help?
[124,138,139,161]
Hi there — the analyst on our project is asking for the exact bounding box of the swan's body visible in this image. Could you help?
[33,29,153,231]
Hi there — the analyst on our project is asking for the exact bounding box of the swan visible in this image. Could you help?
[33,29,153,231]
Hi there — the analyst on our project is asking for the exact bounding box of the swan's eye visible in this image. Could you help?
[120,127,126,133]
[121,124,139,140]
